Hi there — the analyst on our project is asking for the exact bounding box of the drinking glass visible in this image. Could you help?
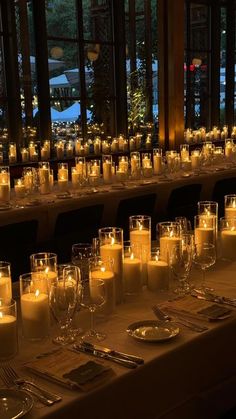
[49,271,81,345]
[0,299,18,360]
[71,243,93,282]
[192,243,216,291]
[80,278,106,342]
[168,234,193,295]
[175,217,192,233]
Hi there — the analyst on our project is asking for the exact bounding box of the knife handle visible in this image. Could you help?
[113,351,144,365]
[108,355,137,369]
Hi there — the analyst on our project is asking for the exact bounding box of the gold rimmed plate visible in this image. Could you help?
[0,388,34,419]
[126,320,180,342]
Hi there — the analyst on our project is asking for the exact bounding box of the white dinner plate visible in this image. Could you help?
[126,320,180,342]
[0,388,34,419]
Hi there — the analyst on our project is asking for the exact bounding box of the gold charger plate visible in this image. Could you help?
[127,320,179,342]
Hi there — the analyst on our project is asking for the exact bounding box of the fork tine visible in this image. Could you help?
[0,366,15,387]
[5,365,18,380]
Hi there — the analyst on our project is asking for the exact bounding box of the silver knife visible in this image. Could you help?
[73,344,138,369]
[82,341,144,365]
[191,289,236,307]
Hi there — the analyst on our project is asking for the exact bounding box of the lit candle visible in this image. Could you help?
[71,168,80,188]
[91,267,115,314]
[221,228,236,260]
[153,153,162,175]
[0,180,10,202]
[0,311,17,360]
[100,239,123,304]
[39,164,51,194]
[147,255,169,291]
[21,289,50,340]
[225,203,236,219]
[14,179,26,198]
[123,253,142,295]
[160,233,181,262]
[21,148,29,162]
[194,220,215,246]
[103,160,112,183]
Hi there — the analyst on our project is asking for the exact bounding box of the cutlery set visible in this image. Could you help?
[151,305,208,333]
[191,288,236,307]
[73,341,144,369]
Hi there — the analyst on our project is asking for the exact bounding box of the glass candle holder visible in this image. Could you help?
[142,153,153,178]
[102,140,111,154]
[130,151,141,179]
[98,227,123,304]
[89,256,115,315]
[71,243,93,282]
[194,214,216,247]
[220,217,236,261]
[58,162,68,191]
[153,148,162,175]
[41,145,50,160]
[22,167,34,194]
[21,147,29,163]
[224,194,236,219]
[66,141,74,158]
[56,140,65,159]
[28,141,36,159]
[94,137,101,155]
[225,139,234,159]
[197,201,218,233]
[157,221,181,262]
[38,162,51,195]
[135,133,142,149]
[129,137,135,151]
[20,273,50,340]
[129,215,151,264]
[14,178,26,199]
[123,244,142,295]
[0,261,12,302]
[180,144,189,161]
[71,167,79,189]
[30,252,58,286]
[9,142,17,164]
[191,149,201,171]
[75,156,86,176]
[147,250,169,292]
[88,160,100,186]
[75,138,83,155]
[0,166,10,202]
[0,299,18,360]
[102,155,113,184]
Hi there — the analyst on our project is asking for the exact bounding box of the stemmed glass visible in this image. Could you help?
[168,233,193,295]
[49,265,82,345]
[80,278,106,342]
[192,242,216,291]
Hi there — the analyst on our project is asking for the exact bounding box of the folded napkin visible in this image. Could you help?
[25,348,115,392]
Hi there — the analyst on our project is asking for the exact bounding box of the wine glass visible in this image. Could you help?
[49,270,81,345]
[193,242,216,291]
[80,278,106,342]
[168,233,193,295]
[175,217,192,233]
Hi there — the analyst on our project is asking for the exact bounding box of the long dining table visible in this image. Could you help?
[2,259,236,419]
[1,164,236,245]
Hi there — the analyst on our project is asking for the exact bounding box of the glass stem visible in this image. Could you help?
[90,308,95,332]
[202,267,206,287]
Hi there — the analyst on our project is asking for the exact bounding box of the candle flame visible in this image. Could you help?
[0,312,2,319]
[111,237,115,245]
[35,289,40,298]
[45,267,49,274]
[203,221,207,228]
[101,266,106,272]
[231,227,235,232]
[130,253,134,260]
[233,201,236,209]
[170,230,174,238]
[138,221,143,231]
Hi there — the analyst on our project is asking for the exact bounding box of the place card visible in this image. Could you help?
[25,348,115,392]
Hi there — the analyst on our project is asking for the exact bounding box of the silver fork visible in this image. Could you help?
[152,305,208,333]
[0,365,61,405]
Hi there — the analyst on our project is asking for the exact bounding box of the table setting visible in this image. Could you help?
[1,196,236,418]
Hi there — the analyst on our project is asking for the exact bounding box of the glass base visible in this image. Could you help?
[52,334,76,346]
[81,329,106,342]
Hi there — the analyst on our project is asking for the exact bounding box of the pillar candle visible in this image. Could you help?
[72,170,80,187]
[103,161,112,183]
[0,313,17,359]
[14,181,26,198]
[91,269,115,315]
[221,230,236,260]
[147,259,169,291]
[39,167,51,194]
[123,255,142,294]
[21,149,29,162]
[0,182,10,202]
[153,155,162,175]
[21,290,50,339]
[194,226,214,246]
[191,154,200,170]
[100,244,123,304]
[225,207,236,219]
[159,236,181,262]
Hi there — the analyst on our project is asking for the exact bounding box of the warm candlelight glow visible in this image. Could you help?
[35,289,40,298]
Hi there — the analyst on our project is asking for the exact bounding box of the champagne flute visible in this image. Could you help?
[168,233,193,295]
[49,269,81,345]
[80,278,106,342]
[193,242,216,291]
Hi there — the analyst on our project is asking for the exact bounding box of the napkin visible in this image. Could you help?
[25,348,115,392]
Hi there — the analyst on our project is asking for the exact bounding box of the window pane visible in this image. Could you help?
[46,0,78,39]
[82,0,112,42]
[190,4,209,51]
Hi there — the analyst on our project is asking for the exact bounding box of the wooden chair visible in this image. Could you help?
[166,184,202,228]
